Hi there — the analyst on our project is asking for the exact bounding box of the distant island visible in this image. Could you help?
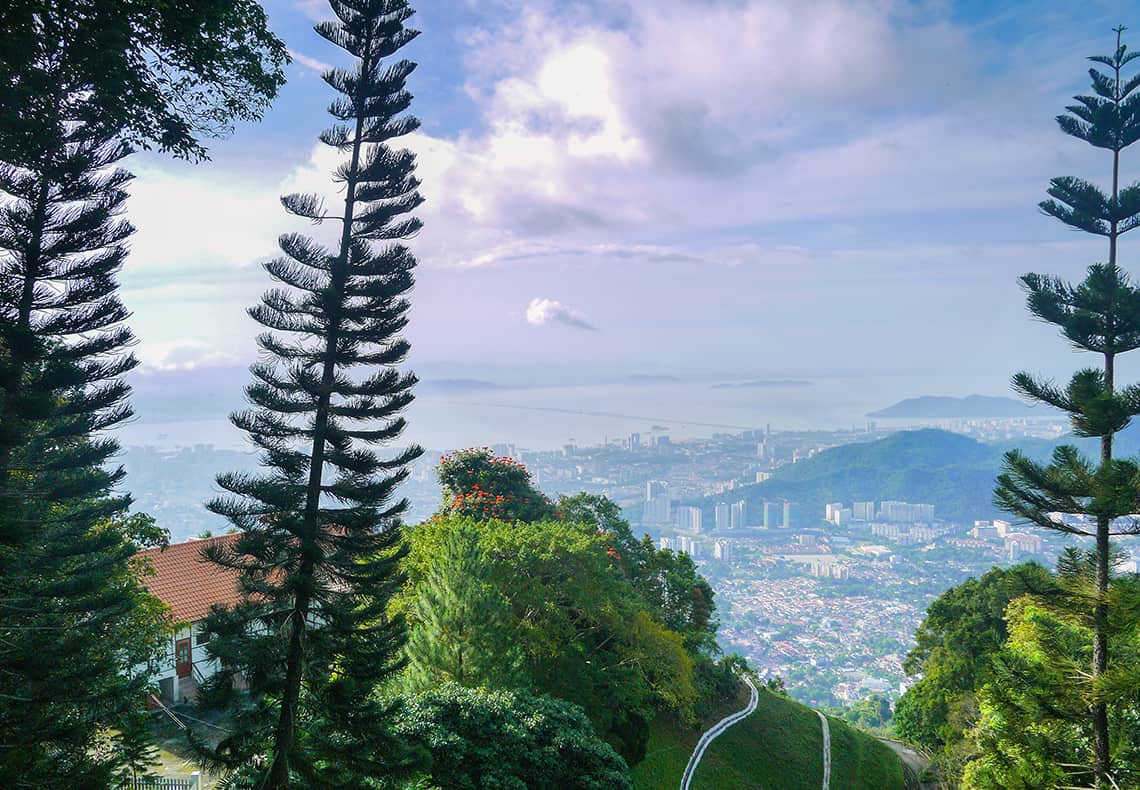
[868,394,1048,418]
[712,379,810,389]
[417,378,505,394]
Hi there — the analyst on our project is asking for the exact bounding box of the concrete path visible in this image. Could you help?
[680,675,759,790]
[816,711,831,790]
[879,738,936,789]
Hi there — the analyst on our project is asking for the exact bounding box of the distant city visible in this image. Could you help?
[120,412,1089,709]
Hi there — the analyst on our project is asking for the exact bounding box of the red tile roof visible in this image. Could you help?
[135,534,245,623]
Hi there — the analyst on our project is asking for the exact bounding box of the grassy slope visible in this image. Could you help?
[632,685,906,790]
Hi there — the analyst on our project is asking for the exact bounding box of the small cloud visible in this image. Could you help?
[288,49,332,74]
[139,340,242,372]
[525,297,596,331]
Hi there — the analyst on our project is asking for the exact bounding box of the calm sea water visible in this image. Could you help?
[115,373,1015,452]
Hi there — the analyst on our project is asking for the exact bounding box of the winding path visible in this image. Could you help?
[816,711,831,790]
[680,675,759,790]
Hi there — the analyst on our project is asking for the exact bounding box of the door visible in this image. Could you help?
[175,637,192,679]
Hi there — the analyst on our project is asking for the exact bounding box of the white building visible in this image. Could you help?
[645,480,672,525]
[713,540,733,561]
[730,500,747,529]
[675,505,703,532]
[715,502,731,531]
[135,534,244,704]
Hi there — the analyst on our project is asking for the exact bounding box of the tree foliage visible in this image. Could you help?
[398,512,700,765]
[436,448,556,522]
[893,564,1054,783]
[393,683,632,790]
[992,26,1140,789]
[1,0,287,161]
[402,521,523,691]
[0,7,181,773]
[964,551,1140,790]
[193,2,424,787]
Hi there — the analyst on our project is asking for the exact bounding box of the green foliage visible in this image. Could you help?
[436,448,556,522]
[1,0,287,161]
[0,507,169,786]
[894,563,1054,783]
[0,6,183,772]
[843,695,893,731]
[399,514,700,764]
[963,553,1140,790]
[558,493,717,653]
[394,683,632,790]
[403,522,523,691]
[194,2,424,786]
[992,26,1140,789]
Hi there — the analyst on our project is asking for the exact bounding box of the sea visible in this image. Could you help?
[115,372,1021,454]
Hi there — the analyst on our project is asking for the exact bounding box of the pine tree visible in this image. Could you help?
[404,523,524,690]
[1,6,285,783]
[195,2,424,786]
[993,26,1140,789]
[0,72,159,790]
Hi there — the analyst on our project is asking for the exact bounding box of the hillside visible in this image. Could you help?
[700,429,1005,522]
[867,394,1043,418]
[632,683,906,789]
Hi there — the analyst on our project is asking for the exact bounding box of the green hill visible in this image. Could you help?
[632,683,907,789]
[700,429,1006,523]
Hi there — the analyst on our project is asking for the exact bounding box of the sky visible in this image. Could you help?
[121,0,1140,399]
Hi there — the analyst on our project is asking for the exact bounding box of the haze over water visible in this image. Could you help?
[117,371,1020,453]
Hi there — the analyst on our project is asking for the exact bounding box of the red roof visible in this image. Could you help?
[135,534,245,623]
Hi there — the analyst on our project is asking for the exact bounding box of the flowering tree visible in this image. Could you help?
[435,447,556,522]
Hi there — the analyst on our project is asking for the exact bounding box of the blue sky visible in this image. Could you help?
[120,0,1140,396]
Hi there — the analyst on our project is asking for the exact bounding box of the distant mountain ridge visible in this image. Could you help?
[698,429,1006,522]
[868,394,1046,418]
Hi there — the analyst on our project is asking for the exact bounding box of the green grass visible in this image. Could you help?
[631,686,749,789]
[632,685,906,790]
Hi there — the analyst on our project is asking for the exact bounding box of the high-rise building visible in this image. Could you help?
[629,432,641,450]
[853,501,875,521]
[730,500,747,529]
[645,480,672,525]
[714,540,733,561]
[762,500,782,528]
[714,502,731,531]
[878,501,935,523]
[676,505,703,533]
[783,501,798,529]
[825,502,843,522]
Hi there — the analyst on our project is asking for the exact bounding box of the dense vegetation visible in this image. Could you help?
[894,563,1056,784]
[0,1,283,785]
[395,448,740,782]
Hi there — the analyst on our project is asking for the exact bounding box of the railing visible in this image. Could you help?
[121,773,200,790]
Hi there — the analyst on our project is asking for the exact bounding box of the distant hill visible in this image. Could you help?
[867,394,1046,418]
[699,429,1006,522]
[632,681,906,789]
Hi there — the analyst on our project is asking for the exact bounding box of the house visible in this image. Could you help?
[135,533,244,704]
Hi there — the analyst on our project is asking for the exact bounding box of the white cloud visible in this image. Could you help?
[137,339,242,372]
[525,297,596,330]
[288,48,332,74]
